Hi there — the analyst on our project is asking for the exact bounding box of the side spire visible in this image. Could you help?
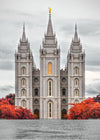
[21,23,27,42]
[73,24,79,43]
[70,24,82,53]
[47,8,53,36]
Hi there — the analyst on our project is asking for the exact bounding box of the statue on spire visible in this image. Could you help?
[49,7,51,14]
[47,8,53,36]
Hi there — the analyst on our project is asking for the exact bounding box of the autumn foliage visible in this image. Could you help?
[65,95,100,119]
[93,94,100,103]
[6,93,15,105]
[0,94,36,119]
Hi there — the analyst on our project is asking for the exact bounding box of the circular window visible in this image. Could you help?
[62,77,66,82]
[62,99,66,104]
[34,78,38,82]
[34,99,39,104]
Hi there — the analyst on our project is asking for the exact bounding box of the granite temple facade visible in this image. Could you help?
[15,11,85,119]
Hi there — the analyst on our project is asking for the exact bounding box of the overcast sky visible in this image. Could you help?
[0,0,100,98]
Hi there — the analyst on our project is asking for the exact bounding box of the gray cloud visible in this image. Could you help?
[0,60,14,70]
[60,19,100,37]
[85,44,100,69]
[86,82,100,97]
[0,84,14,98]
[86,65,100,71]
[79,20,100,36]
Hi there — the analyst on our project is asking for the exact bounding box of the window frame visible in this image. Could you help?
[62,88,66,96]
[34,88,38,96]
[22,78,26,87]
[74,78,79,87]
[22,100,26,107]
[48,62,52,75]
[74,67,79,76]
[74,89,79,97]
[48,79,53,96]
[22,89,25,96]
[48,101,53,118]
[22,67,26,75]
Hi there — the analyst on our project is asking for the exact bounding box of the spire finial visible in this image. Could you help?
[23,23,25,33]
[75,24,77,32]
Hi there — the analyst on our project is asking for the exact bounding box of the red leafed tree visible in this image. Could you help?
[93,94,100,103]
[6,93,15,105]
[65,95,100,119]
[0,94,36,119]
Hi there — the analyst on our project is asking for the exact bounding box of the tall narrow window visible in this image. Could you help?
[48,80,53,96]
[61,109,67,119]
[62,88,66,96]
[22,78,26,87]
[48,101,53,118]
[22,89,25,96]
[74,67,79,75]
[35,88,38,96]
[22,100,26,107]
[22,67,26,75]
[34,109,39,119]
[75,89,79,97]
[48,62,52,75]
[74,78,79,87]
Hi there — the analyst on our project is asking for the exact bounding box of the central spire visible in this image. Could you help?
[73,24,79,43]
[21,23,27,42]
[47,8,53,36]
[43,9,57,48]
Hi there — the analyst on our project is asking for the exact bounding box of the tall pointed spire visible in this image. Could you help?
[47,8,53,36]
[43,8,57,48]
[70,24,82,53]
[21,23,27,42]
[73,24,79,43]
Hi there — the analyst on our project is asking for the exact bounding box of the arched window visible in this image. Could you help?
[75,99,79,104]
[22,100,26,107]
[22,89,25,96]
[74,78,79,87]
[48,62,52,75]
[48,79,53,96]
[75,89,79,97]
[48,101,53,118]
[35,88,38,96]
[22,78,26,87]
[61,109,67,119]
[62,88,66,96]
[74,67,79,75]
[22,67,26,75]
[34,109,39,119]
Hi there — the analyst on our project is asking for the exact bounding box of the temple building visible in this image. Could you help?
[15,10,85,119]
